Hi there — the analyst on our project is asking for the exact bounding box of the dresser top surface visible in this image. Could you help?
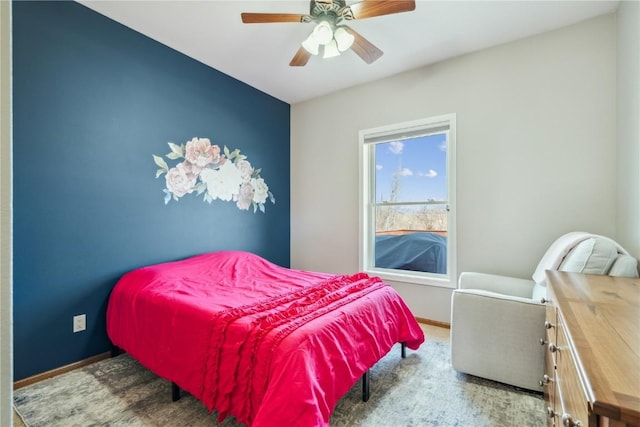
[545,271,640,424]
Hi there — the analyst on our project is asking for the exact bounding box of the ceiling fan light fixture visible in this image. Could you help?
[302,34,320,55]
[323,39,341,59]
[334,27,354,52]
[242,0,417,66]
[312,20,334,45]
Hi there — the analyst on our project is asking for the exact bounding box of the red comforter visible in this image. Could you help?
[107,251,424,427]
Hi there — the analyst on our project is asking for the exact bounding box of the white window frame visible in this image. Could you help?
[359,114,456,288]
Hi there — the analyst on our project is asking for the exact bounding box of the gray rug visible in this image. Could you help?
[14,341,545,426]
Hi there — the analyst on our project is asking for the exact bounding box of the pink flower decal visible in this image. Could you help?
[185,137,224,168]
[165,162,197,198]
[235,182,255,211]
[153,137,275,213]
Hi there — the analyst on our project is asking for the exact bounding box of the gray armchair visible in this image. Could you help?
[450,232,638,391]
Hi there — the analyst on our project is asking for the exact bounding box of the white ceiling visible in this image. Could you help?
[77,0,619,104]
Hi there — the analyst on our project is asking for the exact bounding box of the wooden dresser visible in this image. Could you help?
[542,271,640,427]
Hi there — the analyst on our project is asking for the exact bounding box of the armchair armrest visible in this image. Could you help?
[458,272,535,299]
[450,288,546,390]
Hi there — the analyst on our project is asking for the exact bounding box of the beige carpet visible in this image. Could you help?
[14,325,545,426]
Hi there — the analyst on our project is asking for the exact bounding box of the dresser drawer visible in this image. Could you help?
[555,318,589,427]
[542,286,558,425]
[543,335,557,426]
[543,283,558,347]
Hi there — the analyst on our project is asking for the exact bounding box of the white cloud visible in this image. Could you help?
[388,140,404,155]
[439,142,447,152]
[396,168,413,176]
[376,164,383,171]
[419,169,438,178]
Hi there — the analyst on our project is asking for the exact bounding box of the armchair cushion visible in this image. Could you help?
[458,272,535,298]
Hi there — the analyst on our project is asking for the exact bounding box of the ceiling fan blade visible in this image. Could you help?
[241,13,308,24]
[348,0,415,20]
[344,26,383,64]
[290,47,312,67]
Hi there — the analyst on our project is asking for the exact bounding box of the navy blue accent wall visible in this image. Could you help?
[12,1,290,380]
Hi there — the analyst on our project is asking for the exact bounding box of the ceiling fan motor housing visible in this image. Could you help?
[311,0,351,26]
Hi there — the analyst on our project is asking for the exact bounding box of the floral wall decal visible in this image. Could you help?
[153,137,275,213]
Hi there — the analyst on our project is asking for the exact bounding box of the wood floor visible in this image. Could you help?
[13,323,449,426]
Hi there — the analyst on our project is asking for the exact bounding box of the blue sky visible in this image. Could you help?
[375,133,447,203]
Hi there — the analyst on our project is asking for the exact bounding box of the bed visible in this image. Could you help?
[106,251,424,427]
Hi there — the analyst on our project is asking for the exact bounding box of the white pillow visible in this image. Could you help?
[608,255,639,278]
[532,232,592,284]
[558,237,618,275]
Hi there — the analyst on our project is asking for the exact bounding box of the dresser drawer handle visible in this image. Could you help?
[539,338,547,346]
[541,297,552,304]
[539,374,553,386]
[562,413,582,426]
[548,343,558,353]
[544,320,555,329]
[546,406,556,419]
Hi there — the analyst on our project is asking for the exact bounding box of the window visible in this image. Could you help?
[359,114,456,287]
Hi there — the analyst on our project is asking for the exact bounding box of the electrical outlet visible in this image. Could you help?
[73,314,86,333]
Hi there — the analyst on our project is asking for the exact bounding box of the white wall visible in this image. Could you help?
[291,14,617,322]
[0,1,12,424]
[616,1,640,258]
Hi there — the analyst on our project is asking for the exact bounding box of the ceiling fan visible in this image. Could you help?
[241,0,416,67]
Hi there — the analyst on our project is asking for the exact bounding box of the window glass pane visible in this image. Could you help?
[374,205,448,275]
[375,204,448,234]
[374,134,447,204]
[372,132,448,275]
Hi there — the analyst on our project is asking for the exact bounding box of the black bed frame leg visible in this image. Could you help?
[172,382,181,402]
[110,345,122,358]
[360,343,404,403]
[362,370,370,402]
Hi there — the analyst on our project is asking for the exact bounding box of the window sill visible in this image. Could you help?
[365,268,455,289]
